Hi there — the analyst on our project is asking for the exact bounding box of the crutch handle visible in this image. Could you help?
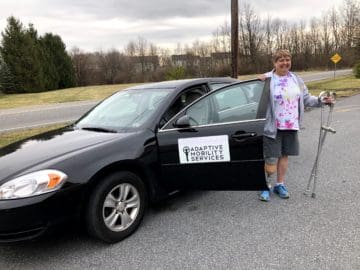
[321,125,336,133]
[319,91,336,105]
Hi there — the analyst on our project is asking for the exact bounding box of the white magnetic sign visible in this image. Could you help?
[178,135,231,164]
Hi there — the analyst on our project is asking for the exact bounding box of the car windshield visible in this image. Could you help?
[76,88,172,132]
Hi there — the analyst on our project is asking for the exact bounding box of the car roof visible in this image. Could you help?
[125,77,239,91]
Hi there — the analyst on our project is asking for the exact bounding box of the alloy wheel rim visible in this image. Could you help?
[102,183,140,232]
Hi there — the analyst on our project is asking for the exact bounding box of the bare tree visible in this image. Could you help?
[239,3,265,72]
[125,41,136,57]
[342,0,360,48]
[278,20,289,49]
[159,48,172,67]
[289,23,300,54]
[310,18,321,57]
[98,49,124,84]
[330,8,341,51]
[298,20,307,54]
[192,40,212,76]
[220,21,231,53]
[70,47,91,86]
[175,42,184,55]
[212,27,221,53]
[320,12,332,68]
[264,16,273,54]
[287,23,301,69]
[125,37,149,81]
[354,10,360,57]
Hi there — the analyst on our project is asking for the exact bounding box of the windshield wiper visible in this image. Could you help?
[79,126,118,133]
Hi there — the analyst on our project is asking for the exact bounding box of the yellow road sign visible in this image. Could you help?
[331,53,342,64]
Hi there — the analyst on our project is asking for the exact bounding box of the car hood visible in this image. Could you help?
[0,127,133,183]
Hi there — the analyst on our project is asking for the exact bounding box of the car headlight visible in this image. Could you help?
[0,170,67,200]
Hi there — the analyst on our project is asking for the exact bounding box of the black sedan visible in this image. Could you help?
[0,77,269,243]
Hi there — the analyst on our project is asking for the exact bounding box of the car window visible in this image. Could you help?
[185,81,264,126]
[215,86,247,110]
[159,87,206,127]
[209,83,230,91]
[76,89,171,131]
[148,92,170,110]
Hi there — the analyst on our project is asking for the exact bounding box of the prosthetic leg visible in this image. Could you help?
[265,161,277,189]
[305,91,336,198]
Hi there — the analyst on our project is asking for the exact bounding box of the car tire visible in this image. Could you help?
[86,171,147,243]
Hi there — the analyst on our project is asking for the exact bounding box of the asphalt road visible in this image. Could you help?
[0,69,353,132]
[0,94,359,269]
[298,69,352,82]
[0,100,99,132]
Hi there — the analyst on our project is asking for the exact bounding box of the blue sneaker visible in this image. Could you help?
[259,190,270,201]
[273,184,289,199]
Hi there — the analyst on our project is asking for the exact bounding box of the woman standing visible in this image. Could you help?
[259,49,333,201]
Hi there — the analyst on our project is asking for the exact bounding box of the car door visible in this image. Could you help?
[156,79,269,190]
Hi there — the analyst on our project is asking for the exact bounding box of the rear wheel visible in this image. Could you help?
[86,171,147,243]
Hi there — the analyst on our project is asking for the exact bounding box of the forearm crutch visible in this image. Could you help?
[304,91,336,198]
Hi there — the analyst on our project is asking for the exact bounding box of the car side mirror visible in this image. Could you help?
[174,115,190,128]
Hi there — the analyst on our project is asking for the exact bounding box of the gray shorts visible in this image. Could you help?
[263,130,299,163]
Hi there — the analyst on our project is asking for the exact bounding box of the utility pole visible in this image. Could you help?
[231,0,239,79]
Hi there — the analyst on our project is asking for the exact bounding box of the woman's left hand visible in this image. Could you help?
[322,96,336,105]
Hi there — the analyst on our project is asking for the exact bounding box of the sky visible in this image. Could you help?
[0,0,345,52]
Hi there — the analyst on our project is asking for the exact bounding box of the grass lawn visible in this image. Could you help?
[0,123,67,148]
[306,75,360,97]
[0,83,139,109]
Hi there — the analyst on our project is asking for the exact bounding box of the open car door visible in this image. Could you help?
[156,79,269,190]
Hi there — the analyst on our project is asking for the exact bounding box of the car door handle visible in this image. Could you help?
[178,127,198,132]
[231,132,257,139]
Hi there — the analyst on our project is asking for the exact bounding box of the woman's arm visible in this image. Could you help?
[296,76,321,107]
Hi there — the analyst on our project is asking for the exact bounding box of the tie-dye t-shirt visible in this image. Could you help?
[272,72,301,130]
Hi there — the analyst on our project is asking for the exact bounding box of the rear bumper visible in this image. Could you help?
[0,186,84,243]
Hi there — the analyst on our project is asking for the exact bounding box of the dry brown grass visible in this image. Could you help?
[0,83,139,109]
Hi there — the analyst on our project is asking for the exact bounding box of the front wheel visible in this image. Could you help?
[86,171,147,243]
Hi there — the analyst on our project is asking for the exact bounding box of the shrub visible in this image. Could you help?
[165,66,186,80]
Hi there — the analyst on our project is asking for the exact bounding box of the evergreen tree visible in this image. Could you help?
[40,33,75,90]
[0,56,16,93]
[25,23,46,91]
[0,17,45,93]
[39,33,60,90]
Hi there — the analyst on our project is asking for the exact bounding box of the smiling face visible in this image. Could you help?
[274,56,292,76]
[272,49,292,76]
